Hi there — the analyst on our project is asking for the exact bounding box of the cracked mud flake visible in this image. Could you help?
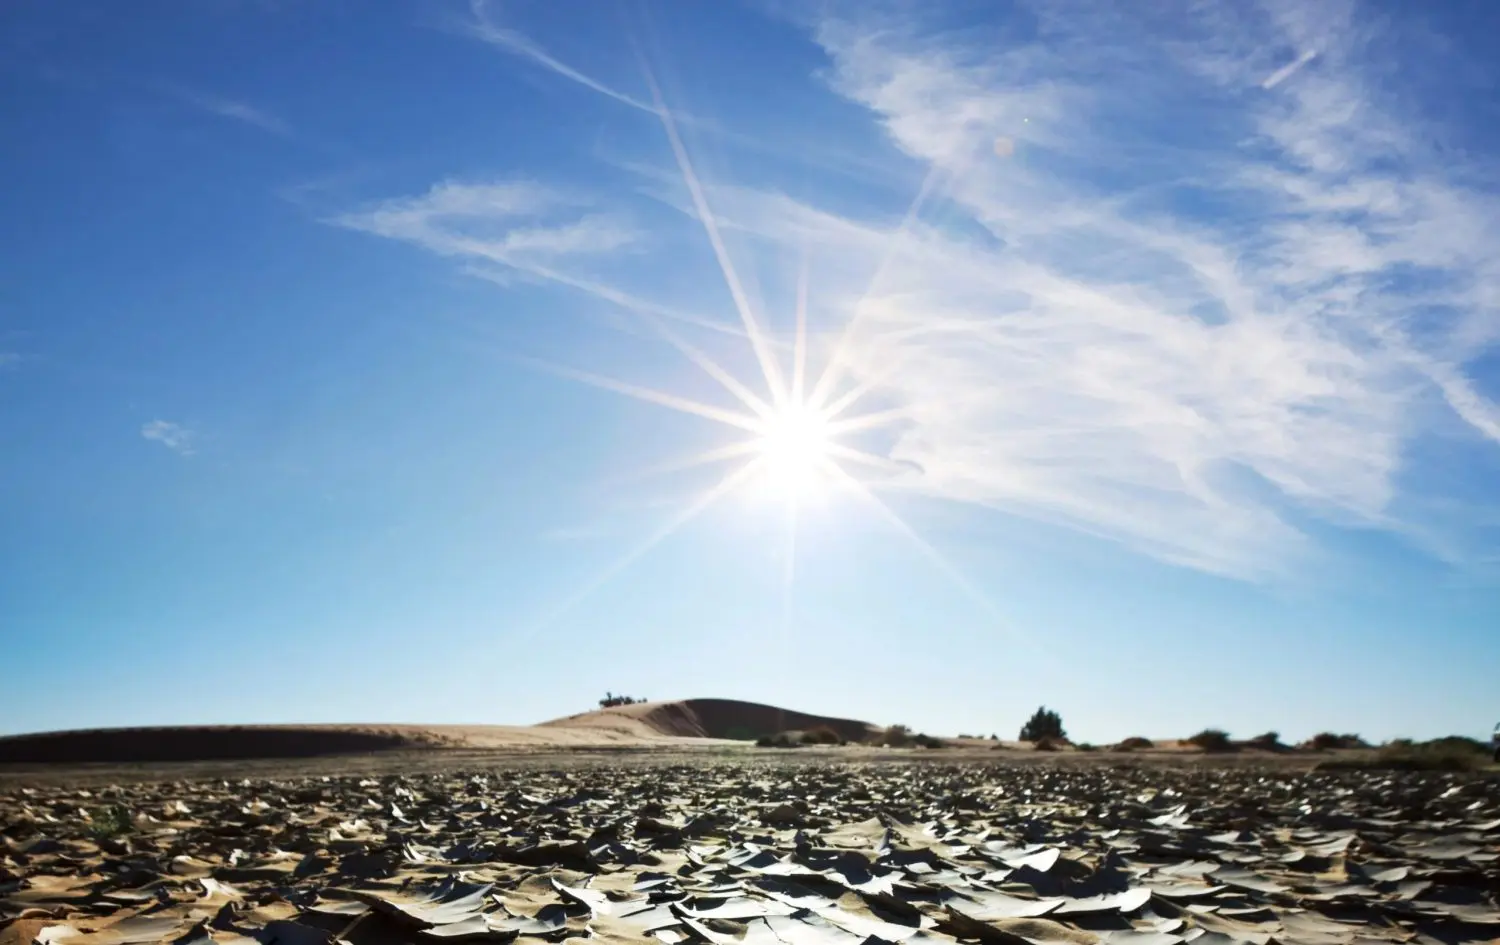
[3,763,1497,945]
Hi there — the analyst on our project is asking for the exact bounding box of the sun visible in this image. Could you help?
[753,401,835,500]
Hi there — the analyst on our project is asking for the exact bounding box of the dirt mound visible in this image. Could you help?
[542,698,878,743]
[0,725,439,764]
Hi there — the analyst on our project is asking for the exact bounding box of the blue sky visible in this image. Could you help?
[3,0,1499,743]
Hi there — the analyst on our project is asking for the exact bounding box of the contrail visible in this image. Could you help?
[1261,50,1317,90]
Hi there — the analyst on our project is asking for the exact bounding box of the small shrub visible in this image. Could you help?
[1307,732,1366,751]
[1116,736,1153,751]
[1034,736,1063,751]
[1246,731,1283,751]
[1020,706,1067,743]
[802,726,842,746]
[1076,742,1096,752]
[1188,729,1233,752]
[912,733,945,749]
[756,732,798,748]
[879,724,913,748]
[87,805,132,840]
[990,733,999,741]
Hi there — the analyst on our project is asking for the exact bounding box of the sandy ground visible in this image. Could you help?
[0,743,1364,792]
[0,698,1368,789]
[3,756,1497,945]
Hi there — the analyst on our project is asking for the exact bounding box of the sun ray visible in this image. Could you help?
[607,440,763,486]
[639,59,789,407]
[820,376,880,421]
[792,250,810,405]
[630,309,775,421]
[779,492,799,659]
[822,462,1029,650]
[827,406,914,437]
[498,241,773,419]
[807,158,949,413]
[496,256,749,339]
[824,443,918,477]
[520,358,761,433]
[514,460,761,644]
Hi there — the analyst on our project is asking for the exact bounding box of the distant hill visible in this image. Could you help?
[0,699,880,765]
[541,697,879,743]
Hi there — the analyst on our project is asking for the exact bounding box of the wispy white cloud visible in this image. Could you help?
[333,180,638,264]
[141,420,195,456]
[462,0,652,113]
[163,85,290,135]
[769,1,1500,578]
[344,0,1500,580]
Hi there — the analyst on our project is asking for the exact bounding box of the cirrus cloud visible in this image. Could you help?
[141,420,195,456]
[338,0,1500,581]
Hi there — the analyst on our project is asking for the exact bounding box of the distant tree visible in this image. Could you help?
[598,692,645,708]
[1187,729,1232,752]
[880,724,913,747]
[1019,706,1067,743]
[1306,732,1366,751]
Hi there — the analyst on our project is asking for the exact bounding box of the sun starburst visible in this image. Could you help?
[510,53,1017,644]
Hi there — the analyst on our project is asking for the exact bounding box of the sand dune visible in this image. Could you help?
[0,699,878,764]
[541,697,879,742]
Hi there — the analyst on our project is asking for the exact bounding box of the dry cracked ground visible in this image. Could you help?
[3,763,1499,945]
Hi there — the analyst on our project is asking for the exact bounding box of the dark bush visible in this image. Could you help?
[1076,742,1096,752]
[1020,706,1067,742]
[756,732,798,748]
[1116,736,1154,751]
[1187,729,1233,752]
[1246,731,1283,751]
[912,733,945,749]
[1306,732,1368,750]
[1034,736,1063,751]
[879,724,912,748]
[802,726,843,745]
